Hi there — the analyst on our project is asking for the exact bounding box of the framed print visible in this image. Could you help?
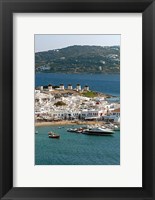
[34,34,121,166]
[14,14,142,188]
[0,0,155,200]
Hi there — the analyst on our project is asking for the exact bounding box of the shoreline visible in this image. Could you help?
[35,120,104,127]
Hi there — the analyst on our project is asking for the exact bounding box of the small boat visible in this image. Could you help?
[104,123,120,131]
[76,127,84,133]
[35,131,38,134]
[58,127,63,129]
[48,132,60,139]
[67,128,78,132]
[113,125,120,131]
[67,128,84,133]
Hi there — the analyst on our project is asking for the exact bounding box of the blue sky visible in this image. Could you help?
[35,34,120,52]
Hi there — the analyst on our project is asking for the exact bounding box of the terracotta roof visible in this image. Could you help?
[112,108,120,113]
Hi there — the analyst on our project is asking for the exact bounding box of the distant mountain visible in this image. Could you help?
[35,45,120,74]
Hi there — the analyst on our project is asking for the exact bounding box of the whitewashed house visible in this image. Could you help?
[104,108,120,122]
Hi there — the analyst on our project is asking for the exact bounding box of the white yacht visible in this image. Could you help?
[83,127,114,136]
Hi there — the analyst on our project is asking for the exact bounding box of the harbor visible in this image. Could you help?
[35,73,120,165]
[35,124,120,165]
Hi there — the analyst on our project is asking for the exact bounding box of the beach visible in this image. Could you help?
[35,120,105,127]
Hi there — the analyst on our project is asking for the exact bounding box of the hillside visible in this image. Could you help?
[35,45,120,74]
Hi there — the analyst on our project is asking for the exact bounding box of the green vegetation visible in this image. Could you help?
[54,101,66,107]
[35,45,120,74]
[82,91,97,98]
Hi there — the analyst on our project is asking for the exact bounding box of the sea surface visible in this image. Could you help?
[35,73,120,165]
[35,125,120,165]
[35,73,120,96]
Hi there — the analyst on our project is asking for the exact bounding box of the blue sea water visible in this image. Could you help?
[35,73,120,165]
[35,73,120,96]
[35,125,120,165]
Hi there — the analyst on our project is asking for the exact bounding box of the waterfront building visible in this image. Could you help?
[76,84,81,91]
[80,109,104,120]
[66,110,81,119]
[103,108,120,122]
[60,84,65,90]
[50,110,66,120]
[68,84,73,90]
[84,85,89,91]
[111,108,120,117]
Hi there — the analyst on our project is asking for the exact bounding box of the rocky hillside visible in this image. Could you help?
[35,45,120,74]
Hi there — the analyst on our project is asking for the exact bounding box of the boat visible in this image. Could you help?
[67,127,84,133]
[58,126,64,129]
[48,132,60,139]
[35,131,38,134]
[82,127,114,136]
[76,129,83,133]
[113,125,120,131]
[104,123,120,131]
[75,127,84,133]
[67,128,78,132]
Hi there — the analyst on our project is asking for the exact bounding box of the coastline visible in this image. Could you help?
[35,120,104,127]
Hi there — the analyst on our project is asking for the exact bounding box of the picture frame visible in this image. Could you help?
[0,0,154,199]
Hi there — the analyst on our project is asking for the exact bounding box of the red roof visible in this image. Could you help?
[112,108,120,113]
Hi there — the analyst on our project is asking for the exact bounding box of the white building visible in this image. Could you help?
[40,86,43,91]
[83,85,89,91]
[76,84,81,91]
[104,108,120,122]
[80,109,104,120]
[68,84,73,90]
[60,84,65,90]
[35,89,40,94]
[51,110,66,120]
[48,84,53,91]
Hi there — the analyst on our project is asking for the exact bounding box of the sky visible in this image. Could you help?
[35,34,120,53]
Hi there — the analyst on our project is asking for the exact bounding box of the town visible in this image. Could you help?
[35,83,120,124]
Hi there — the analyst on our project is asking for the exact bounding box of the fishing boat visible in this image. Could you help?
[82,127,114,136]
[48,132,60,139]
